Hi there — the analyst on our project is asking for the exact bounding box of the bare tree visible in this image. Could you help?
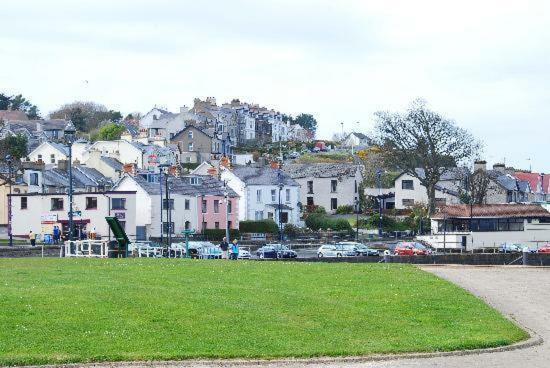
[374,99,480,215]
[466,168,491,204]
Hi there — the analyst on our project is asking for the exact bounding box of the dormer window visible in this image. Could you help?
[188,131,193,140]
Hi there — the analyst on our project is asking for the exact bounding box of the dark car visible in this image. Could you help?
[256,244,297,259]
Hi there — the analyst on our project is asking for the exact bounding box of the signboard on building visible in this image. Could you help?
[41,214,58,223]
[115,212,125,220]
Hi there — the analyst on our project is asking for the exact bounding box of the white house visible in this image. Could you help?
[418,204,550,251]
[112,173,238,240]
[26,141,69,168]
[283,163,363,213]
[221,167,301,226]
[9,190,136,240]
[343,132,369,148]
[394,168,467,210]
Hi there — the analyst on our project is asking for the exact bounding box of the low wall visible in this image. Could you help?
[0,246,61,258]
[289,253,550,266]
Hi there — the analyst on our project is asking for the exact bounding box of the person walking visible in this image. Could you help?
[219,237,229,259]
[230,239,239,260]
[29,230,36,247]
[89,226,96,240]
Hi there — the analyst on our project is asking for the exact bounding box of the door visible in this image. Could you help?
[461,236,467,251]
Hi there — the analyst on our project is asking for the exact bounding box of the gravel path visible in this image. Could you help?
[36,266,550,368]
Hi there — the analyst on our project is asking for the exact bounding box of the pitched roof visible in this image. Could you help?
[283,163,361,179]
[100,156,124,171]
[350,132,367,140]
[413,167,469,181]
[513,172,543,193]
[43,165,111,189]
[231,167,299,186]
[0,110,28,120]
[432,204,550,219]
[124,174,238,197]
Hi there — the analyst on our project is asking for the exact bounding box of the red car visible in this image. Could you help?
[394,242,430,256]
[537,245,550,253]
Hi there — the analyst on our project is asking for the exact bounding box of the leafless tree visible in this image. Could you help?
[374,99,481,215]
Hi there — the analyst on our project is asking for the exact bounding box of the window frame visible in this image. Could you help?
[85,196,98,210]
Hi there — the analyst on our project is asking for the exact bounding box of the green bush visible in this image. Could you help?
[201,229,240,241]
[305,213,352,231]
[239,220,279,234]
[283,223,300,237]
[335,205,354,214]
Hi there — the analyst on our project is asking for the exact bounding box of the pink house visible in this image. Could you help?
[197,195,239,232]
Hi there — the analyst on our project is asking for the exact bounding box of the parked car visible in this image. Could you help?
[237,247,252,259]
[334,242,359,256]
[498,244,523,253]
[317,244,343,258]
[256,244,297,259]
[356,244,380,256]
[394,242,430,256]
[537,244,550,253]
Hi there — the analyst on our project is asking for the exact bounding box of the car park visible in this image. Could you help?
[394,242,430,256]
[256,244,297,259]
[498,244,523,253]
[317,244,342,258]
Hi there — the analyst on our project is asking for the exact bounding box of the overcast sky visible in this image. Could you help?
[1,0,548,171]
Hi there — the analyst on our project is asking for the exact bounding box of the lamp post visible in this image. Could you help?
[355,197,360,242]
[63,121,77,242]
[158,164,171,246]
[277,171,283,243]
[442,188,447,254]
[224,185,230,243]
[376,169,383,237]
[5,155,13,247]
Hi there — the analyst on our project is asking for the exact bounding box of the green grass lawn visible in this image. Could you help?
[0,259,527,366]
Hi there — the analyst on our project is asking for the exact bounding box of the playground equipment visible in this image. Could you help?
[105,216,130,257]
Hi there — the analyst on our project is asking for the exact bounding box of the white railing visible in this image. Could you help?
[62,240,110,258]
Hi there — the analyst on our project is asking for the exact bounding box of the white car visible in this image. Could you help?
[237,248,251,259]
[317,244,343,258]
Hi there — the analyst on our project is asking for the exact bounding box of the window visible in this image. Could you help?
[37,154,42,162]
[331,180,338,193]
[20,197,28,210]
[51,198,64,211]
[190,177,199,185]
[227,200,232,213]
[402,198,414,207]
[185,221,190,229]
[307,196,314,206]
[169,133,174,139]
[435,198,446,206]
[307,181,314,194]
[280,212,289,223]
[214,200,220,213]
[188,142,193,151]
[214,222,220,229]
[184,199,190,210]
[162,199,174,210]
[228,221,232,229]
[162,222,175,234]
[255,210,264,220]
[29,173,39,185]
[202,199,207,213]
[271,189,276,202]
[402,180,414,190]
[268,212,274,220]
[50,154,55,164]
[202,221,207,230]
[111,198,126,210]
[256,189,262,203]
[188,131,193,140]
[86,197,97,210]
[285,188,290,202]
[355,180,357,193]
[331,198,338,210]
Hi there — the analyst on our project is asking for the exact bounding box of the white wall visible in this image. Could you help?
[10,191,136,240]
[86,141,144,168]
[296,171,361,213]
[394,173,461,209]
[27,143,67,168]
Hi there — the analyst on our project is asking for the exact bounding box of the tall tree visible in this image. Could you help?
[294,113,317,135]
[374,99,480,215]
[0,93,41,119]
[460,167,491,205]
[0,134,28,162]
[91,122,126,141]
[49,101,122,132]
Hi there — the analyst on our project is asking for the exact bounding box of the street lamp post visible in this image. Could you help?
[224,185,230,243]
[158,164,172,247]
[63,122,77,242]
[277,171,283,243]
[376,169,383,237]
[5,155,13,247]
[355,197,360,242]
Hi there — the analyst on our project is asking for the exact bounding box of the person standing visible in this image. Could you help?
[230,239,239,260]
[53,226,60,245]
[219,237,229,259]
[29,230,36,247]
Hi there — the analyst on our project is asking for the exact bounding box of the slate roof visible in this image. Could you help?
[100,156,124,171]
[231,167,299,186]
[48,142,69,156]
[350,132,368,140]
[126,174,238,197]
[283,163,361,179]
[43,165,112,189]
[433,204,550,219]
[413,167,469,181]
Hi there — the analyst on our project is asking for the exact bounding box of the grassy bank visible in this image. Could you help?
[0,259,527,365]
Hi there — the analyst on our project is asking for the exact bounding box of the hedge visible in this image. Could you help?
[305,213,352,231]
[239,220,279,234]
[201,229,240,241]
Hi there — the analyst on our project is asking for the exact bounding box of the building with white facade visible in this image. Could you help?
[283,163,363,213]
[9,190,136,240]
[221,167,301,226]
[418,204,550,251]
[26,141,69,168]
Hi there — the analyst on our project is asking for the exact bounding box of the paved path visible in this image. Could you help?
[49,266,550,368]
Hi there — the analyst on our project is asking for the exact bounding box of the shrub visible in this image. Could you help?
[239,220,279,234]
[305,213,352,231]
[201,229,240,241]
[335,205,354,214]
[283,223,300,238]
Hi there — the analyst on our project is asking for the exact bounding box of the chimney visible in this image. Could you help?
[169,165,180,177]
[58,159,69,172]
[270,160,280,169]
[473,160,487,172]
[123,163,136,176]
[493,163,506,173]
[207,166,218,177]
